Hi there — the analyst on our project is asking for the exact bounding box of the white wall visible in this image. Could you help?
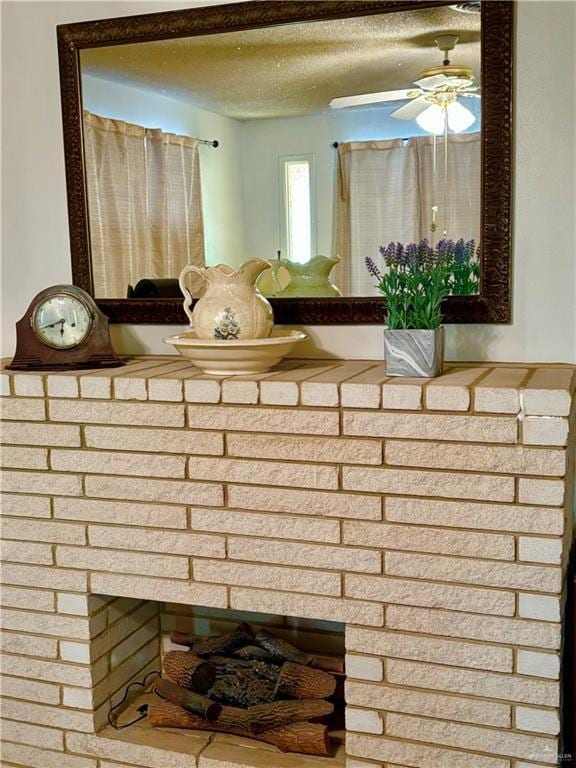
[2,1,575,363]
[82,72,247,271]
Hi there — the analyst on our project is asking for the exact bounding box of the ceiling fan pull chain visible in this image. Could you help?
[430,135,438,241]
[443,111,449,237]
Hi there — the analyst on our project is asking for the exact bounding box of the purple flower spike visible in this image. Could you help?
[365,256,381,280]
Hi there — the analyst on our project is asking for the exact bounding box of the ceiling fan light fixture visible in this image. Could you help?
[450,2,481,14]
[415,103,446,135]
[446,100,476,132]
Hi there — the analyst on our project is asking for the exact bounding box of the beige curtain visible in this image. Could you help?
[83,111,205,298]
[411,132,481,244]
[334,134,481,296]
[334,140,419,296]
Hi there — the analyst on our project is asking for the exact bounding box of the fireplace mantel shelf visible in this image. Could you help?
[1,356,574,768]
[2,356,575,414]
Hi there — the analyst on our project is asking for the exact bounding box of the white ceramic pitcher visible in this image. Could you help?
[178,260,273,340]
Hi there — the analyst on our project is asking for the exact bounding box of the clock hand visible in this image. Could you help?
[41,318,66,330]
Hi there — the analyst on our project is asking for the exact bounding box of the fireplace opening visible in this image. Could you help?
[88,595,346,767]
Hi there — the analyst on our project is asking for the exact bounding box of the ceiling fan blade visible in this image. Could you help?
[390,96,431,120]
[413,74,451,91]
[329,89,421,110]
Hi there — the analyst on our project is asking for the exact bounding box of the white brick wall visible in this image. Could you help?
[0,358,573,768]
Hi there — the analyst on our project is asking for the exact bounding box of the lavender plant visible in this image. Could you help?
[438,238,480,296]
[365,238,479,330]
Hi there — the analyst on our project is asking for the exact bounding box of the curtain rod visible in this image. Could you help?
[332,134,480,147]
[332,138,420,147]
[198,138,219,147]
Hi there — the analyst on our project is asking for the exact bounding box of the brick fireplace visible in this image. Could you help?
[0,358,574,768]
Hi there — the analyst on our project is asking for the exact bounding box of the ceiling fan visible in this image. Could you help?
[329,34,480,134]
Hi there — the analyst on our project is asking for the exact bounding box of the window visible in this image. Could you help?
[279,155,315,264]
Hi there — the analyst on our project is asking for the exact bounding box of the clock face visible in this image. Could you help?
[32,294,93,349]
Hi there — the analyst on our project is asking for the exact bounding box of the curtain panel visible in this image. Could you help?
[334,133,481,297]
[83,111,205,298]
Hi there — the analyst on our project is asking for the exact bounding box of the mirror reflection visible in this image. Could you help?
[79,5,481,301]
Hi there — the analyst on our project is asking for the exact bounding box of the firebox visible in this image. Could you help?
[78,596,346,767]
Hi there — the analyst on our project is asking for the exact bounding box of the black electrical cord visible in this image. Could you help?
[107,670,161,730]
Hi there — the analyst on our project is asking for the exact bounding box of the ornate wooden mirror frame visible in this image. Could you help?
[57,0,513,325]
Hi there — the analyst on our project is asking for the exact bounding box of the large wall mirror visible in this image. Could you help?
[58,1,512,325]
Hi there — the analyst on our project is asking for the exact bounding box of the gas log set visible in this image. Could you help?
[147,622,345,756]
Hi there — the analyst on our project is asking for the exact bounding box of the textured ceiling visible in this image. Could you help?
[80,6,481,120]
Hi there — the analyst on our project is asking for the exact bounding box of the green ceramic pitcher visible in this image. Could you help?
[269,255,342,298]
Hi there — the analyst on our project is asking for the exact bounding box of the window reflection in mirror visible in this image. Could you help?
[282,157,314,265]
[79,5,481,301]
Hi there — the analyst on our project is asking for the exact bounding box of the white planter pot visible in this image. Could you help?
[383,327,444,378]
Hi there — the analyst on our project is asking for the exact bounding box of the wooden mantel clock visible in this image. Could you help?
[8,285,125,370]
